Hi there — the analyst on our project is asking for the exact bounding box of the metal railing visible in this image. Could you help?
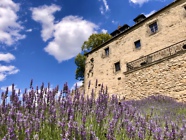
[126,39,186,72]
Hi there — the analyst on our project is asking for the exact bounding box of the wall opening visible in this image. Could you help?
[115,62,121,72]
[118,77,121,80]
[134,40,141,49]
[183,44,186,49]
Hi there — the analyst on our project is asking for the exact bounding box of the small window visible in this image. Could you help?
[118,77,121,80]
[134,40,141,49]
[184,5,186,10]
[115,62,121,72]
[104,47,109,56]
[90,58,94,62]
[183,44,186,49]
[149,22,158,33]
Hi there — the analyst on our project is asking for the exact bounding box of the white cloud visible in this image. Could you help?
[101,29,108,34]
[144,10,156,17]
[1,84,19,94]
[31,4,61,41]
[100,6,104,15]
[103,0,109,11]
[44,16,97,62]
[112,20,119,25]
[0,0,25,46]
[130,0,168,5]
[129,0,149,5]
[26,29,33,32]
[0,65,19,81]
[0,53,15,63]
[0,0,19,11]
[0,74,6,82]
[31,5,98,62]
[99,0,110,15]
[71,81,83,90]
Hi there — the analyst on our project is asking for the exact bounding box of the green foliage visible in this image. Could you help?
[75,53,86,81]
[75,33,112,81]
[81,33,112,52]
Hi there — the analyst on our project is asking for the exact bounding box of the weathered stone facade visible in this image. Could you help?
[84,0,186,101]
[124,52,186,102]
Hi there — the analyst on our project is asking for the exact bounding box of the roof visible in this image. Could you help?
[85,0,181,56]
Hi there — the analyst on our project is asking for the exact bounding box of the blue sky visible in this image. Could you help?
[0,0,174,93]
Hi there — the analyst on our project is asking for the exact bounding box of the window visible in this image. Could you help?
[115,62,121,72]
[149,22,158,33]
[184,5,186,10]
[104,47,109,56]
[118,77,121,80]
[134,40,141,49]
[90,58,94,62]
[183,44,186,49]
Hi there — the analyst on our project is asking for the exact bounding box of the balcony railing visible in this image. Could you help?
[126,39,186,73]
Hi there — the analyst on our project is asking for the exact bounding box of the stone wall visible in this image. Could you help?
[124,52,186,102]
[84,0,186,101]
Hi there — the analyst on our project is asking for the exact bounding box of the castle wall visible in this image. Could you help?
[124,52,186,102]
[84,0,186,101]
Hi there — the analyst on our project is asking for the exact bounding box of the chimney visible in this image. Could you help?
[118,25,122,30]
[133,14,146,24]
[118,24,130,32]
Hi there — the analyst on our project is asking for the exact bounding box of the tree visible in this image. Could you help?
[81,33,112,52]
[75,33,112,81]
[75,53,86,81]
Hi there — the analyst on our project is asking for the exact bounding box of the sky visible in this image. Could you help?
[0,0,174,93]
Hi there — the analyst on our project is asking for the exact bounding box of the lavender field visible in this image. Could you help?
[0,82,186,140]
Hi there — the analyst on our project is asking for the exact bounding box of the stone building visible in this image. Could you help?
[84,0,186,101]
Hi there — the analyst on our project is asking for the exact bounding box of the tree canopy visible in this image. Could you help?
[75,33,112,81]
[81,33,112,52]
[75,53,86,81]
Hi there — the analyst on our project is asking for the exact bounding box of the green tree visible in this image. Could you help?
[81,33,112,52]
[75,53,86,81]
[75,33,112,81]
